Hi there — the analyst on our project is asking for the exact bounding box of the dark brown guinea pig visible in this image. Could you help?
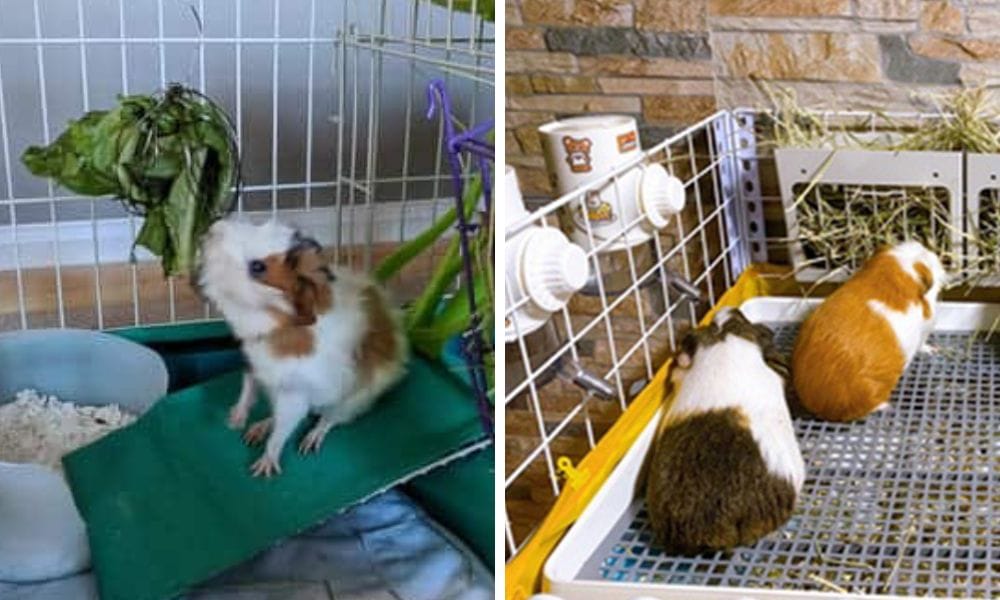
[645,308,805,554]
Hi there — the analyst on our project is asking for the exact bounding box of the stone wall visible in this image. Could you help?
[507,0,991,197]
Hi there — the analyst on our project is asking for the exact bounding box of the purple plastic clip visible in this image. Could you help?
[426,80,494,438]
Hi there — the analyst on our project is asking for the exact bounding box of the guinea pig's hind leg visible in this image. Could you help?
[251,392,309,478]
[298,414,333,454]
[298,393,374,454]
[243,417,272,446]
[228,371,257,430]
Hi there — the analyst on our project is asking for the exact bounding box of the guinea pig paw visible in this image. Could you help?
[919,342,941,356]
[227,406,248,430]
[243,418,273,446]
[298,425,330,454]
[250,454,282,478]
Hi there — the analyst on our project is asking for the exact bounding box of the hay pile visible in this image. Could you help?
[764,85,1000,284]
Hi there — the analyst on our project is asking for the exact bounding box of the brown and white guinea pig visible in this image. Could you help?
[791,241,946,422]
[645,308,805,554]
[198,217,407,478]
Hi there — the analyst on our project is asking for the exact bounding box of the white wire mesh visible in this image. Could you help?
[504,111,752,556]
[0,0,494,332]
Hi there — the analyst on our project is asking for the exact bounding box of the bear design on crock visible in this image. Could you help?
[562,135,593,174]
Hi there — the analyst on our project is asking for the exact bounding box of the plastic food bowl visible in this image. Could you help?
[0,329,168,584]
[0,329,168,412]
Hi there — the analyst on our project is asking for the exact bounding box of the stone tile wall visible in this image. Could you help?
[507,0,987,197]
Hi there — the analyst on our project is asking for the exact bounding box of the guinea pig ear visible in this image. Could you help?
[674,332,699,368]
[752,322,776,344]
[287,232,322,266]
[283,236,333,325]
[288,277,319,326]
[726,308,753,329]
[286,234,335,283]
[762,347,790,380]
[914,261,934,294]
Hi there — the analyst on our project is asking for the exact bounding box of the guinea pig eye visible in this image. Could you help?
[248,259,267,278]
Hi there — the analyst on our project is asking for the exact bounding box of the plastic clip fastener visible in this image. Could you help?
[556,456,589,490]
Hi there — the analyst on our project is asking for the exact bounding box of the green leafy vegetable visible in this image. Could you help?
[21,84,238,275]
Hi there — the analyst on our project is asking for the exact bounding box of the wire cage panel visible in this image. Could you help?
[546,298,1000,599]
[0,0,494,332]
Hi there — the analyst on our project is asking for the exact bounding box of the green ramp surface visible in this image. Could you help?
[63,357,486,600]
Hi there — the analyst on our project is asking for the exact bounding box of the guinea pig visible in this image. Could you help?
[791,241,946,422]
[645,308,805,554]
[198,217,408,477]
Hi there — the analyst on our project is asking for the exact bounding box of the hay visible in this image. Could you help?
[889,87,1000,153]
[762,83,1000,153]
[793,183,959,276]
[966,189,1000,280]
[763,85,1000,285]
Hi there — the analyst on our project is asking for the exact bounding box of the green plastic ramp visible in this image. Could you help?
[63,357,486,600]
[407,445,495,567]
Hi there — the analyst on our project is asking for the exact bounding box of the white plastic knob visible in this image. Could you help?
[522,229,589,313]
[639,163,686,229]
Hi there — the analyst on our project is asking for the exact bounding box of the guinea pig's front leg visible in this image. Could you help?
[250,391,309,478]
[228,370,257,430]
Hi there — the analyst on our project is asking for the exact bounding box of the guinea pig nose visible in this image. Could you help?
[248,259,267,278]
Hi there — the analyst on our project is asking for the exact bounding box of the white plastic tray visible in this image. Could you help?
[543,297,1000,600]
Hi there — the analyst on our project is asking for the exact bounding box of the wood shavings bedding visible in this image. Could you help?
[0,390,136,474]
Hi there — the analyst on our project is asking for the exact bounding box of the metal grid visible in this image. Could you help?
[0,0,494,331]
[504,112,754,555]
[578,324,1000,598]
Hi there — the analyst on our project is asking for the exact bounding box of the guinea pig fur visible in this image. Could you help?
[791,241,946,422]
[199,217,407,477]
[645,308,805,554]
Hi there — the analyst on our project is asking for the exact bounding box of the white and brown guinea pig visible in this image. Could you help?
[645,308,805,554]
[791,241,946,422]
[199,217,407,477]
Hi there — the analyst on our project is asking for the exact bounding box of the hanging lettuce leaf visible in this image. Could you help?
[21,84,238,276]
[165,147,207,276]
[22,111,119,196]
[136,208,170,257]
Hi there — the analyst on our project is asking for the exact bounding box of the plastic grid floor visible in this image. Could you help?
[579,325,1000,598]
